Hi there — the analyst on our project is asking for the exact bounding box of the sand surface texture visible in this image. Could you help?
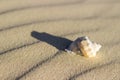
[0,0,120,80]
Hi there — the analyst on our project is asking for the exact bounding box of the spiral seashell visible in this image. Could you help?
[65,36,102,57]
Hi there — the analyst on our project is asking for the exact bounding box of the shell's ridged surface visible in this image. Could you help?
[66,36,102,57]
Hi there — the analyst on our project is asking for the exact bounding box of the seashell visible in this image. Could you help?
[65,36,102,57]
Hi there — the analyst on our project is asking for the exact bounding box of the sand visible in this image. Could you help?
[0,0,120,80]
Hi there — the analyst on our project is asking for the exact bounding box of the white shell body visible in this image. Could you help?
[66,36,102,57]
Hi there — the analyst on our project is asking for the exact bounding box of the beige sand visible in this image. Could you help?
[0,0,120,80]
